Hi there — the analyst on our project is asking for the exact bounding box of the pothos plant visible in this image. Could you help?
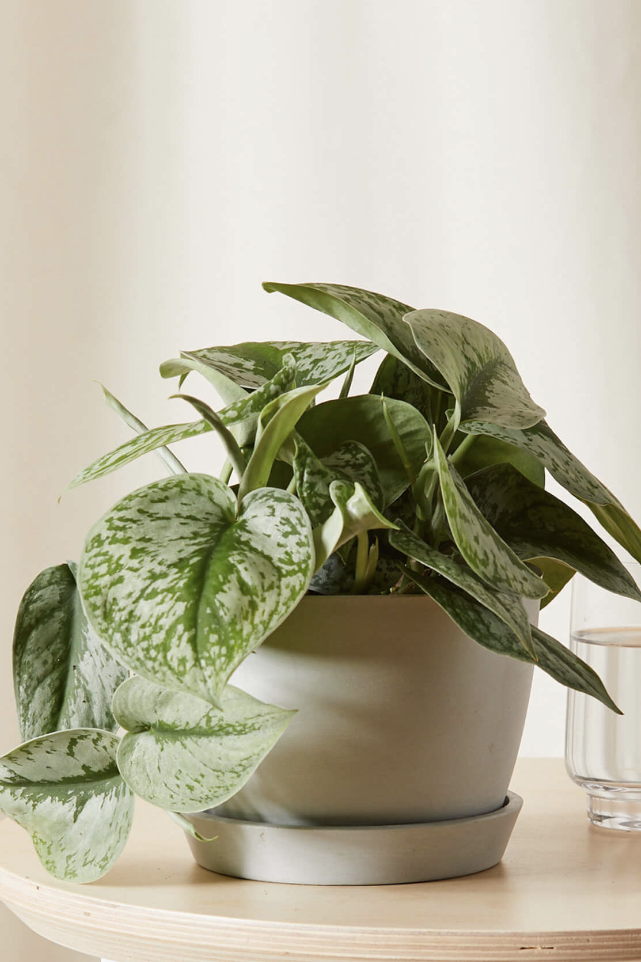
[3,282,641,883]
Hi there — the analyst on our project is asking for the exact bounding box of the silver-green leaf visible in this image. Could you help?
[78,476,314,706]
[0,729,134,882]
[433,435,547,600]
[101,384,187,475]
[163,339,378,391]
[113,676,294,812]
[390,524,534,654]
[464,464,641,603]
[263,281,447,389]
[406,309,545,430]
[313,480,398,571]
[13,563,128,740]
[461,418,641,564]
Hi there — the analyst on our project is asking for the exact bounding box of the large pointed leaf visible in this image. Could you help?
[406,574,620,712]
[113,676,294,812]
[370,353,452,427]
[13,563,127,740]
[405,309,545,430]
[263,281,448,389]
[390,524,534,653]
[464,464,641,602]
[78,475,314,706]
[0,729,134,882]
[461,419,641,564]
[238,383,327,500]
[297,395,430,504]
[433,436,547,599]
[313,480,398,570]
[163,340,378,391]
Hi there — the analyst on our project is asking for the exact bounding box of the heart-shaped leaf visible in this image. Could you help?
[433,435,547,599]
[13,563,127,740]
[464,464,641,602]
[78,475,314,706]
[163,340,378,391]
[297,395,430,504]
[264,281,448,389]
[390,524,534,653]
[113,676,294,812]
[405,309,545,430]
[406,575,620,713]
[313,480,398,571]
[0,729,134,882]
[461,419,641,564]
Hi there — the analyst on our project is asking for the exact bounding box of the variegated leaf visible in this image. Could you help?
[0,729,134,882]
[163,340,378,391]
[113,676,294,812]
[13,563,127,740]
[101,384,186,475]
[313,480,398,571]
[433,435,547,599]
[298,395,430,504]
[464,464,641,602]
[407,575,620,713]
[263,281,447,389]
[405,309,545,430]
[293,438,383,527]
[390,524,534,653]
[238,383,327,500]
[460,419,641,564]
[78,475,314,706]
[370,353,453,428]
[160,354,249,404]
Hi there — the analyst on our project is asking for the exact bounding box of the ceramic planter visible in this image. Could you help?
[186,595,536,884]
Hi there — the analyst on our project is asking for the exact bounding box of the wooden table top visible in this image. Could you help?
[0,758,640,962]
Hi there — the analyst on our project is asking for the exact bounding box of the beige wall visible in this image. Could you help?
[1,1,641,957]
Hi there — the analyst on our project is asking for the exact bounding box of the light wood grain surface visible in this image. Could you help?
[1,758,640,962]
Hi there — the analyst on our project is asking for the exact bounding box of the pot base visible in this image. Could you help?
[184,791,523,885]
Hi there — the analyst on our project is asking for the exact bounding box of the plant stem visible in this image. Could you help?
[449,432,477,468]
[353,531,370,594]
[438,402,461,456]
[219,459,233,485]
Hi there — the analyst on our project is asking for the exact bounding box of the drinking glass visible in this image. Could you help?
[565,562,641,830]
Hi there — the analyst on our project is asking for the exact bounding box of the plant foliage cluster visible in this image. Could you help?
[3,282,640,881]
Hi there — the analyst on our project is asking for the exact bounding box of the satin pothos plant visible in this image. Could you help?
[3,282,641,882]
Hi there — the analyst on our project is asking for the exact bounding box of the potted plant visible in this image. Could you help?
[3,282,640,885]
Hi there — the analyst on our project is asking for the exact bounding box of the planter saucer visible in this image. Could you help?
[184,791,523,885]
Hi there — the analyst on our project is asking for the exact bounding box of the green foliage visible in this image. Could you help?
[8,279,641,882]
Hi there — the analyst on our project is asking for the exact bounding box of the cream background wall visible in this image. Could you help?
[1,1,640,957]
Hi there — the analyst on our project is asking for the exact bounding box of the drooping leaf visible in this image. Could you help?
[464,464,641,602]
[13,563,127,740]
[370,353,452,427]
[78,475,314,706]
[238,383,327,501]
[433,435,547,599]
[390,524,534,653]
[101,384,186,475]
[173,394,247,481]
[405,309,545,430]
[298,395,430,504]
[0,729,134,882]
[113,676,294,812]
[451,433,545,488]
[406,574,620,712]
[163,340,378,391]
[313,480,398,571]
[460,419,641,565]
[160,354,249,404]
[263,281,447,389]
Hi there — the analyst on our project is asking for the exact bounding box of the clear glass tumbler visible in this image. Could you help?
[565,562,641,830]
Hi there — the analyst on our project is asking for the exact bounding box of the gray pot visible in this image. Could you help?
[186,594,536,883]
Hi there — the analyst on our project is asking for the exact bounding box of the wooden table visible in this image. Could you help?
[0,758,640,962]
